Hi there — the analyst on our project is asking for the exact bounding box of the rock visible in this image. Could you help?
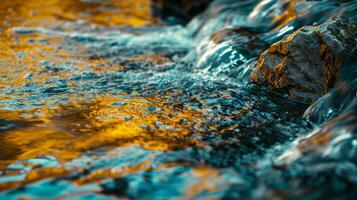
[153,0,213,24]
[251,16,357,103]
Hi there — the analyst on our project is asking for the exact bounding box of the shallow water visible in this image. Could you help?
[0,0,356,199]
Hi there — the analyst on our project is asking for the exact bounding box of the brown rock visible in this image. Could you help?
[252,16,356,103]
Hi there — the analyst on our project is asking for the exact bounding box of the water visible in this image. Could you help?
[0,0,356,199]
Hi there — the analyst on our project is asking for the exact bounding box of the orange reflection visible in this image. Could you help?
[0,0,160,89]
[0,96,204,191]
[0,96,203,166]
[248,0,297,30]
[0,0,195,168]
[0,0,206,193]
[0,167,70,191]
[184,167,223,199]
[0,0,157,29]
[271,0,297,30]
[0,0,161,90]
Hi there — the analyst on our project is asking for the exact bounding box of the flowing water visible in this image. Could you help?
[0,0,356,199]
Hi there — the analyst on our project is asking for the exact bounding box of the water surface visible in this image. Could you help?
[0,0,355,199]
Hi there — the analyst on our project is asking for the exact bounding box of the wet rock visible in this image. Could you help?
[251,16,357,103]
[154,0,213,24]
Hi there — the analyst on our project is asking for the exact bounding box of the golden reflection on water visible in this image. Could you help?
[248,0,297,30]
[0,166,69,191]
[0,95,205,191]
[271,0,297,30]
[0,0,200,163]
[0,94,205,188]
[0,0,209,191]
[0,0,156,29]
[0,96,203,166]
[0,0,159,87]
